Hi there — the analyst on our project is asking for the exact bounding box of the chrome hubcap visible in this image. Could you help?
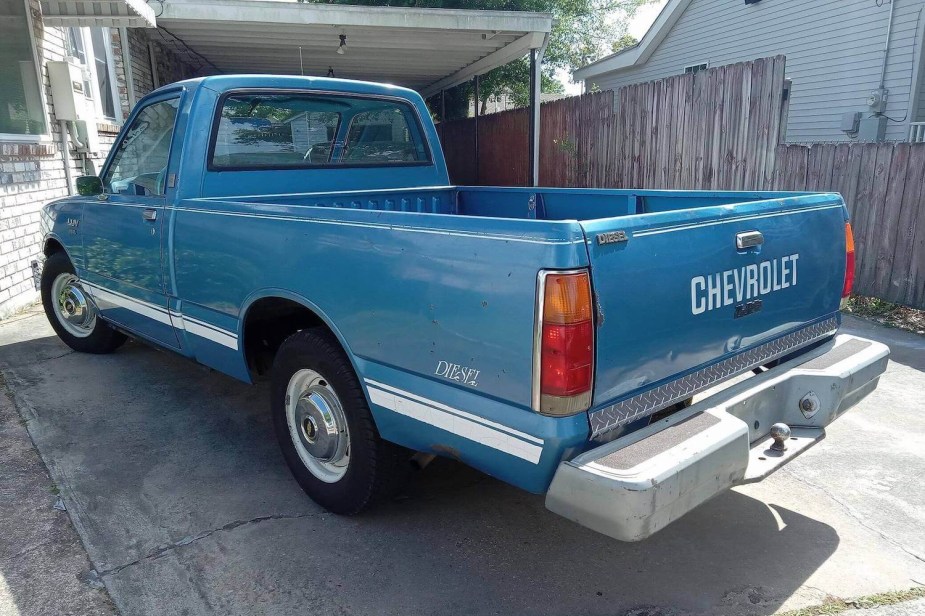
[286,369,350,483]
[51,273,96,338]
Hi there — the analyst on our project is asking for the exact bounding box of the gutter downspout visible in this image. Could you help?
[59,120,73,195]
[878,0,897,90]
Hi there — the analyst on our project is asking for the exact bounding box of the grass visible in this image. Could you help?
[843,296,925,336]
[779,586,925,616]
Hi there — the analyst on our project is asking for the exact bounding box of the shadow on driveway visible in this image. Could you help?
[0,316,843,616]
[5,312,922,615]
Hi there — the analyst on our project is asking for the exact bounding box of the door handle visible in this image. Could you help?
[142,208,157,221]
[736,230,763,249]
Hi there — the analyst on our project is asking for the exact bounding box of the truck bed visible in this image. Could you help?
[193,185,846,445]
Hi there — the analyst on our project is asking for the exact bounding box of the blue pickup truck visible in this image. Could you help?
[39,75,889,541]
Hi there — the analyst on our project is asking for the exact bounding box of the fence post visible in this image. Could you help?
[474,74,480,184]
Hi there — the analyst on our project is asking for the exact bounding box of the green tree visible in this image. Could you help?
[309,0,652,120]
[611,33,638,53]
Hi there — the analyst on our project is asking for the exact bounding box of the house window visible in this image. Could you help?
[684,62,709,74]
[0,0,47,136]
[65,27,120,122]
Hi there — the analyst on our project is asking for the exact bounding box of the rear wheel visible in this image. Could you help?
[40,252,126,354]
[271,327,408,514]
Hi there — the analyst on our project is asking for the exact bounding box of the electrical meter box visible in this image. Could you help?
[48,60,93,122]
[47,59,101,152]
[858,116,887,142]
[841,111,861,134]
[866,88,889,114]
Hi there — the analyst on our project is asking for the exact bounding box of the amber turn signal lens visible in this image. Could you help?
[543,272,593,325]
[843,222,855,298]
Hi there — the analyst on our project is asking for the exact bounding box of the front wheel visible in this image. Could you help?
[40,252,126,354]
[271,327,408,514]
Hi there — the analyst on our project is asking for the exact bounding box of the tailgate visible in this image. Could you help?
[581,194,847,438]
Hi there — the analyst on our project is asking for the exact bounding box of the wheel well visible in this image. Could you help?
[242,297,330,377]
[44,238,65,257]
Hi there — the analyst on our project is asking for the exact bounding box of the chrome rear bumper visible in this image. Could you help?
[545,334,889,542]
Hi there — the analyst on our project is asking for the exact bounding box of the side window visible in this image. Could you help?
[103,97,179,196]
[209,93,430,169]
[344,103,428,164]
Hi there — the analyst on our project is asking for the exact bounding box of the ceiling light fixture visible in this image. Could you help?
[337,34,347,55]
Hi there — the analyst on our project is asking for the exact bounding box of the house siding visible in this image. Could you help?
[586,0,925,143]
[0,2,196,318]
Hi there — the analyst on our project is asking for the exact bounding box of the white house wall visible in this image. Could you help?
[586,0,925,143]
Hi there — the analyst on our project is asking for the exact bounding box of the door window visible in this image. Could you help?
[103,97,179,196]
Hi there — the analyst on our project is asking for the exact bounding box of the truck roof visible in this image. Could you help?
[153,74,424,101]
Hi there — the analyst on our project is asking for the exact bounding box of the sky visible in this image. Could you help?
[557,0,668,94]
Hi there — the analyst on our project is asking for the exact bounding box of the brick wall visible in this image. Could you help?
[0,4,197,319]
[124,29,201,100]
[1,2,71,317]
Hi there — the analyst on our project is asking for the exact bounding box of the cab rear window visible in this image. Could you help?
[210,93,430,170]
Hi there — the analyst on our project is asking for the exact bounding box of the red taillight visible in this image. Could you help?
[843,222,855,298]
[536,271,594,415]
[541,321,594,396]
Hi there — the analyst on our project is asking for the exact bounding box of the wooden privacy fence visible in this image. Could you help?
[439,105,530,186]
[437,55,925,309]
[775,143,925,309]
[439,55,789,189]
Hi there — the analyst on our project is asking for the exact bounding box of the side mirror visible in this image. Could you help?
[76,176,103,196]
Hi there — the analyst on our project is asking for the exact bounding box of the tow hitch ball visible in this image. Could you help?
[769,423,791,454]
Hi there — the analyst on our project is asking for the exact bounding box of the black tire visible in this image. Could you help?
[271,327,408,514]
[40,252,127,354]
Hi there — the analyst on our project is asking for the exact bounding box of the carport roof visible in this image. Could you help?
[39,0,156,28]
[156,0,553,97]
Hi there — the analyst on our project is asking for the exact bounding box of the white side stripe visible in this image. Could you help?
[84,283,238,349]
[85,285,173,326]
[365,378,543,445]
[168,310,238,348]
[178,318,238,349]
[365,385,543,464]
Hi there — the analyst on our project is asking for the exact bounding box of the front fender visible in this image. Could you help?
[41,198,85,271]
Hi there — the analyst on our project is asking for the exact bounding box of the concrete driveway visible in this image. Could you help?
[0,308,923,616]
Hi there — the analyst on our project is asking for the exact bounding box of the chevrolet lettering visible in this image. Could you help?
[38,75,888,542]
[691,254,799,315]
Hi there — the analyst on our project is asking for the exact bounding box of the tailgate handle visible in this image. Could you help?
[736,231,764,249]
